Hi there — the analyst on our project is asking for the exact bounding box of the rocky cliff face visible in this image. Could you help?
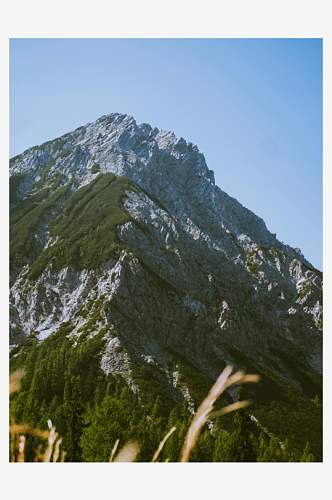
[9,113,322,400]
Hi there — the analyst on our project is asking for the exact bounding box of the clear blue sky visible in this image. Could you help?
[9,38,323,270]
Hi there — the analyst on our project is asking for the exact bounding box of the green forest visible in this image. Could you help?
[9,321,322,462]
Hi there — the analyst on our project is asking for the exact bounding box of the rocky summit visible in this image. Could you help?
[10,112,322,405]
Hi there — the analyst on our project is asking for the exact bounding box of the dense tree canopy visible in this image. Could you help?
[9,324,322,462]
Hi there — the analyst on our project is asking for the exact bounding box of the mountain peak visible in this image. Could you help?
[10,113,322,396]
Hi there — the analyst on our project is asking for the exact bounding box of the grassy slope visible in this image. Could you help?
[10,171,146,279]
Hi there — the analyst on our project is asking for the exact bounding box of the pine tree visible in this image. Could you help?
[300,441,315,462]
[152,396,164,420]
[314,394,322,409]
[261,437,279,462]
[213,429,230,462]
[281,438,294,462]
[80,396,130,462]
[190,428,215,462]
[62,377,85,461]
[63,370,72,402]
[225,385,257,462]
[30,359,48,403]
[257,432,268,462]
[167,403,181,427]
[180,400,190,420]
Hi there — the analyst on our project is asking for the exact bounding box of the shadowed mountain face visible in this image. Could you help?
[10,113,322,403]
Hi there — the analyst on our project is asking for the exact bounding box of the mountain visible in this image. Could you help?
[9,113,323,460]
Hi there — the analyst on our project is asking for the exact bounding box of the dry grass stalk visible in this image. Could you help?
[10,415,16,463]
[34,444,43,462]
[239,374,261,384]
[113,441,141,463]
[151,426,176,463]
[17,435,26,463]
[9,420,62,462]
[109,439,120,462]
[9,369,25,396]
[10,371,65,463]
[179,365,260,462]
[43,420,58,462]
[209,400,252,420]
[53,438,63,463]
[9,423,50,439]
[179,365,232,463]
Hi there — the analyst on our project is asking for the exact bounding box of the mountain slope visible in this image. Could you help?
[9,113,323,459]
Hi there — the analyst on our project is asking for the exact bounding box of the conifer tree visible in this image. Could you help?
[152,396,164,420]
[190,428,215,462]
[63,370,72,402]
[167,404,181,427]
[62,377,85,461]
[212,429,230,462]
[261,437,279,462]
[281,438,294,462]
[314,394,322,409]
[300,441,315,462]
[257,432,268,461]
[225,385,257,462]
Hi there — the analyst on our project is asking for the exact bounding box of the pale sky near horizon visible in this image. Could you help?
[9,38,323,270]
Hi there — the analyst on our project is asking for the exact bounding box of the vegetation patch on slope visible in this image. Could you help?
[10,176,76,268]
[246,251,260,278]
[228,347,322,461]
[10,173,149,280]
[27,173,137,279]
[298,281,312,300]
[164,347,235,428]
[9,172,27,205]
[91,163,101,174]
[130,364,175,417]
[52,140,67,154]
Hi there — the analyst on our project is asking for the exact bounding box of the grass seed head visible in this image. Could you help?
[152,426,176,463]
[9,369,25,395]
[114,441,141,463]
[179,365,260,462]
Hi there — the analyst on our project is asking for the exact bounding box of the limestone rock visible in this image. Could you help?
[9,112,323,396]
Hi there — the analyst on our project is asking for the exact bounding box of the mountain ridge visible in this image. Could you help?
[10,112,322,398]
[10,112,308,260]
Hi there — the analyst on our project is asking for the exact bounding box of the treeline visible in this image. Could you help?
[9,324,320,462]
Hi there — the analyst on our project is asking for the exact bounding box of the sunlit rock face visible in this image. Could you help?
[9,113,322,393]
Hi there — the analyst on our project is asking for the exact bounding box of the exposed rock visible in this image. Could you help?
[9,113,322,397]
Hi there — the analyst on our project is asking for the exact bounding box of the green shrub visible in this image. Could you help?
[247,251,260,278]
[299,282,311,300]
[9,153,23,165]
[59,146,75,159]
[91,163,101,174]
[316,316,322,330]
[10,176,75,268]
[52,140,66,154]
[10,173,27,205]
